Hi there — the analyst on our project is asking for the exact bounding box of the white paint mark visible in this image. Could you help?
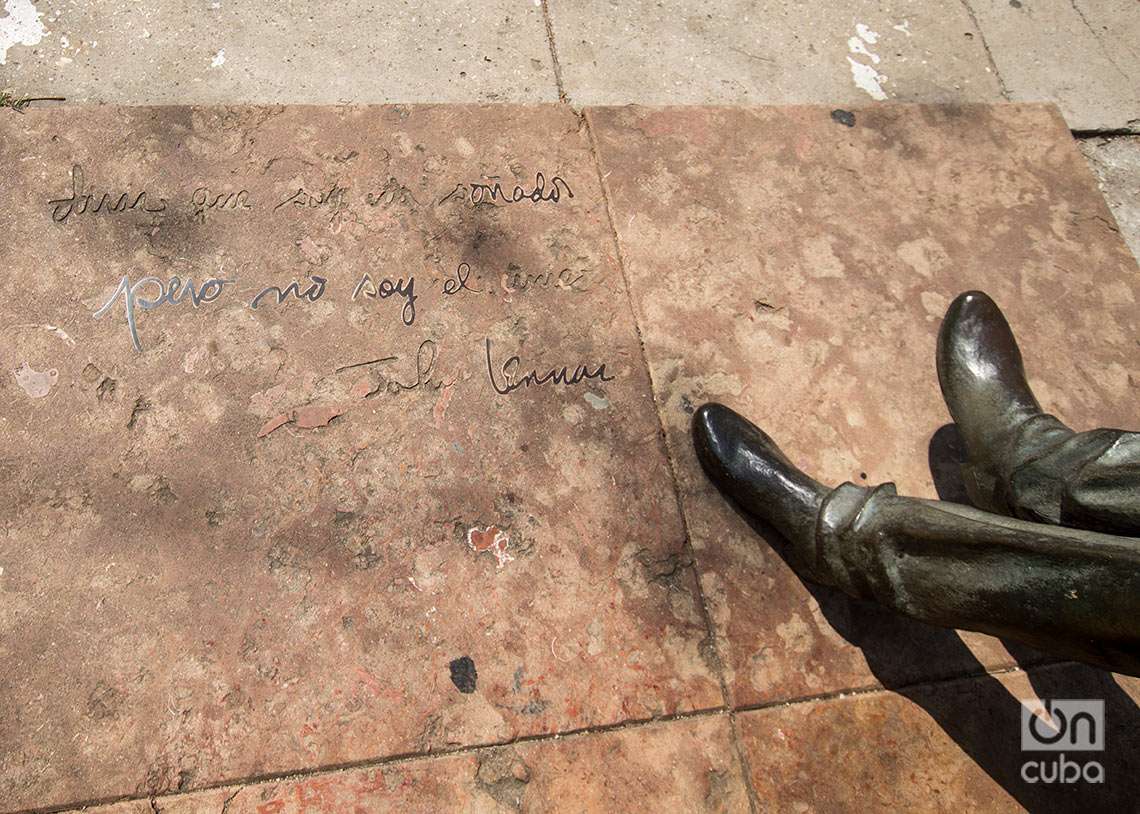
[210,48,225,68]
[583,392,609,410]
[847,22,888,100]
[847,36,880,64]
[0,0,46,65]
[855,23,879,44]
[892,20,912,36]
[13,362,57,398]
[848,57,888,100]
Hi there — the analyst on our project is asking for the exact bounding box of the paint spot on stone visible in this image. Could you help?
[467,525,514,568]
[847,23,888,100]
[0,0,46,66]
[848,57,888,101]
[210,48,225,68]
[449,656,477,693]
[855,23,879,44]
[830,109,856,128]
[583,392,609,410]
[13,362,57,398]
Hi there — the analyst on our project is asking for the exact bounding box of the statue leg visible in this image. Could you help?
[693,403,1140,676]
[937,290,1140,535]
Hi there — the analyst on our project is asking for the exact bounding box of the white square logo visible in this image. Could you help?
[1021,699,1104,752]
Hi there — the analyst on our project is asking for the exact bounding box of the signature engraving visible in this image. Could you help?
[439,172,573,208]
[381,340,453,394]
[351,273,417,326]
[49,165,167,224]
[93,274,229,352]
[483,338,614,395]
[250,276,327,309]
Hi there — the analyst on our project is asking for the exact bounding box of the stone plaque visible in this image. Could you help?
[589,104,1140,707]
[0,106,720,808]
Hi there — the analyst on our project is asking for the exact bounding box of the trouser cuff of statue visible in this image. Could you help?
[693,290,1140,677]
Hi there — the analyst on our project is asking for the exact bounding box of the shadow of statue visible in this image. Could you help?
[722,423,1139,811]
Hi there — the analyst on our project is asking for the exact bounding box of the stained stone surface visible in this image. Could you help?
[546,0,1002,106]
[0,106,723,810]
[589,104,1140,707]
[739,664,1140,811]
[68,716,750,813]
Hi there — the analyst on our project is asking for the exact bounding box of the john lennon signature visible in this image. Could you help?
[483,338,613,395]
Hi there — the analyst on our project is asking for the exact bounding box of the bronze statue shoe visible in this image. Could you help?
[692,403,826,568]
[691,400,1140,675]
[937,291,1139,536]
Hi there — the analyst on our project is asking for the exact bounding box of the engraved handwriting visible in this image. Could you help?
[440,172,573,208]
[442,262,481,296]
[483,338,614,395]
[351,273,417,326]
[93,274,229,352]
[365,177,422,209]
[191,187,251,221]
[250,276,327,309]
[274,182,347,212]
[49,165,167,224]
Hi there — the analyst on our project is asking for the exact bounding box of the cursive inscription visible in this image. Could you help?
[191,187,251,222]
[440,172,573,208]
[49,165,167,224]
[484,338,614,395]
[250,276,327,309]
[365,177,422,209]
[442,262,481,296]
[381,339,453,393]
[274,183,347,212]
[352,273,417,326]
[500,265,588,294]
[94,274,229,352]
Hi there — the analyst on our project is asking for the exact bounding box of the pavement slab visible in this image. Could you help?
[0,105,723,810]
[588,103,1140,707]
[0,1,558,103]
[546,0,1003,107]
[969,0,1140,132]
[1080,135,1140,260]
[66,715,750,813]
[739,664,1140,812]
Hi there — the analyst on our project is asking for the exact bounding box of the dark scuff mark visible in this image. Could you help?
[449,656,478,693]
[831,109,856,128]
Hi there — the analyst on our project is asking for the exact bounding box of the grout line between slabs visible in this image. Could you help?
[958,0,1010,99]
[36,661,1061,814]
[579,108,760,814]
[540,1,569,104]
[30,707,732,814]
